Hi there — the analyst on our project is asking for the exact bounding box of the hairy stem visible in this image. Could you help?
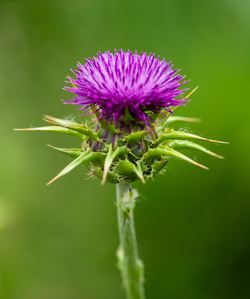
[116,183,145,299]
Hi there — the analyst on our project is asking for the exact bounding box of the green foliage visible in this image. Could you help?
[44,115,100,141]
[16,114,226,185]
[124,131,149,144]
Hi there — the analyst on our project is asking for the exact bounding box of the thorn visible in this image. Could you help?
[101,173,107,185]
[69,77,77,88]
[194,162,209,170]
[206,139,229,144]
[140,177,146,184]
[43,118,57,125]
[186,118,201,123]
[183,86,199,100]
[44,115,54,120]
[211,153,224,159]
[46,175,59,186]
[13,128,32,131]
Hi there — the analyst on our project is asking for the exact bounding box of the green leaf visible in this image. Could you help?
[168,140,224,159]
[151,159,169,177]
[44,115,99,141]
[102,145,131,184]
[154,129,228,146]
[47,150,91,185]
[97,118,118,134]
[102,145,114,184]
[47,145,84,158]
[135,161,145,183]
[159,116,201,132]
[124,131,149,144]
[43,115,82,127]
[143,148,208,170]
[81,152,107,168]
[115,160,145,183]
[14,126,84,140]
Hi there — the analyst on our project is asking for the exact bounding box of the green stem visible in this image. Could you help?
[116,183,145,299]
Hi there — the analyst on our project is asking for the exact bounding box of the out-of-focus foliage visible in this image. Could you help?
[0,0,249,298]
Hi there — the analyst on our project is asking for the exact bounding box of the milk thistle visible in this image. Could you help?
[16,49,226,299]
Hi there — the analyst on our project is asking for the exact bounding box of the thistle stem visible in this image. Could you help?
[116,183,145,299]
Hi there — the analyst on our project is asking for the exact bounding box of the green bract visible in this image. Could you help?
[15,112,227,185]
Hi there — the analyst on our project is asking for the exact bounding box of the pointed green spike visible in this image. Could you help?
[155,87,200,125]
[168,140,224,159]
[102,145,131,184]
[47,151,90,185]
[14,126,85,140]
[44,115,100,141]
[154,129,228,147]
[165,116,201,125]
[124,131,149,144]
[43,115,82,127]
[159,116,201,132]
[102,145,113,185]
[47,145,84,158]
[143,148,208,170]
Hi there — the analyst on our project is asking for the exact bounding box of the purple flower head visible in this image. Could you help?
[63,49,190,126]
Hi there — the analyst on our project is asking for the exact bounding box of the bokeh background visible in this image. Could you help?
[0,0,250,298]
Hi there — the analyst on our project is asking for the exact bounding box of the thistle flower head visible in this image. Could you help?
[63,49,189,125]
[16,49,227,185]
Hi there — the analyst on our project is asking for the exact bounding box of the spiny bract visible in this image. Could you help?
[16,50,227,185]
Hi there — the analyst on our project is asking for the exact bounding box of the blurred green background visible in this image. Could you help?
[0,0,250,298]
